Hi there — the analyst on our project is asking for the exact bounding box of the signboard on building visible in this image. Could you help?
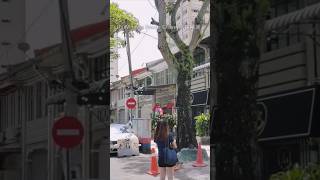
[191,90,209,106]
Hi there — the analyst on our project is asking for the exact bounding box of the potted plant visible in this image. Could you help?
[194,113,210,145]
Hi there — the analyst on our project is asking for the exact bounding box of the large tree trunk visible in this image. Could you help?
[176,66,198,149]
[153,0,209,150]
[212,0,269,179]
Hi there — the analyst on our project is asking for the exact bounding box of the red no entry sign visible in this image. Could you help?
[126,98,136,109]
[52,116,84,149]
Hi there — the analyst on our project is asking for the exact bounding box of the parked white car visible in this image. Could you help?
[110,124,140,157]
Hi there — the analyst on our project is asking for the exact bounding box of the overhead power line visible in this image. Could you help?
[0,0,55,61]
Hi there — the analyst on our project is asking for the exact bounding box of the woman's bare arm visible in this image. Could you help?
[171,139,177,149]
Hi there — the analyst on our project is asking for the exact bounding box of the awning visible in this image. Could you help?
[265,2,320,31]
[193,62,210,71]
[258,86,320,141]
[0,82,17,96]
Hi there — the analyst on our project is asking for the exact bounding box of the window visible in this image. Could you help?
[270,0,301,19]
[266,0,303,52]
[18,90,22,126]
[146,77,152,86]
[138,79,145,87]
[194,48,205,66]
[118,88,122,100]
[4,96,8,129]
[266,24,301,52]
[1,19,11,23]
[93,54,107,81]
[161,71,166,85]
[28,86,34,121]
[12,93,16,128]
[44,83,48,116]
[36,82,42,118]
[0,97,4,130]
[1,42,10,46]
[167,69,176,84]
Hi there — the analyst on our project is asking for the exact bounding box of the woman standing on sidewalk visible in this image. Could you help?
[154,120,178,180]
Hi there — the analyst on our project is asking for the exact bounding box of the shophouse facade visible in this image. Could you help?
[257,1,320,178]
[0,20,108,180]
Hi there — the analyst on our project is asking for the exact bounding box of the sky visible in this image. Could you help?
[111,0,163,77]
[25,0,106,57]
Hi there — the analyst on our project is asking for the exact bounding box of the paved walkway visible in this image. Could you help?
[151,140,210,158]
[110,153,210,180]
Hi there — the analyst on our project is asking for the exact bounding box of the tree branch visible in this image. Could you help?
[189,0,210,51]
[166,0,188,52]
[151,17,159,26]
[154,0,178,66]
[154,0,159,11]
[166,28,188,54]
[171,0,182,28]
[194,19,210,47]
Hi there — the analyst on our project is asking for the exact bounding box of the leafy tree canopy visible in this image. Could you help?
[110,3,140,60]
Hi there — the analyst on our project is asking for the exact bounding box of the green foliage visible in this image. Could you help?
[110,3,140,60]
[151,114,161,131]
[110,3,140,36]
[151,113,177,131]
[163,114,177,130]
[165,2,175,14]
[270,164,320,180]
[194,113,210,137]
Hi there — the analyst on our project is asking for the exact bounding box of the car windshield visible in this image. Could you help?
[110,125,129,134]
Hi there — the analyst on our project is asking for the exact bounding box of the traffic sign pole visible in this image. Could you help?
[66,150,70,180]
[52,116,84,180]
[126,98,136,129]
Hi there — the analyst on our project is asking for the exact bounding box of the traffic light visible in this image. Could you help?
[77,93,108,105]
[134,89,155,95]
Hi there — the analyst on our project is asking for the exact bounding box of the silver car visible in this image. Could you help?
[110,124,140,157]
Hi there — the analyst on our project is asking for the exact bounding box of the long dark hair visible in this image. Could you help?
[154,120,169,142]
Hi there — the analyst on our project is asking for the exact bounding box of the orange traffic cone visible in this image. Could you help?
[147,148,160,176]
[193,143,207,167]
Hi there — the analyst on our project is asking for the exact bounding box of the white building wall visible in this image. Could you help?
[168,0,210,53]
[0,0,26,72]
[110,60,118,83]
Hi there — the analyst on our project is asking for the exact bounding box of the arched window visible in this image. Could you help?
[193,47,205,66]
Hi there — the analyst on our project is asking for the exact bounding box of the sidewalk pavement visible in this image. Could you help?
[110,153,210,180]
[110,140,211,180]
[151,140,210,158]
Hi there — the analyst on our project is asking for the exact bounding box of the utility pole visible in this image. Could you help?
[124,21,135,127]
[57,0,77,180]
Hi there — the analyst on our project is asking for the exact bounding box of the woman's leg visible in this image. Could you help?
[159,167,166,180]
[166,167,174,180]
